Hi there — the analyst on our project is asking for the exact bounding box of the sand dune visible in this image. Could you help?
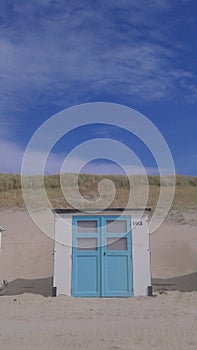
[150,223,197,278]
[0,210,53,282]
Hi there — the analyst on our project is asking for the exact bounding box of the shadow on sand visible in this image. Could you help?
[152,272,197,292]
[0,277,53,297]
[0,273,197,297]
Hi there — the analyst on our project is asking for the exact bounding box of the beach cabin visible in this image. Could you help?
[52,208,152,297]
[0,225,5,251]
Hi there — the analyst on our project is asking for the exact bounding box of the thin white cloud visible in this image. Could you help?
[0,141,24,173]
[0,0,196,117]
[0,140,173,176]
[0,141,61,175]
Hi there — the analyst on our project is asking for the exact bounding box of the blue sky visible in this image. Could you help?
[0,0,196,175]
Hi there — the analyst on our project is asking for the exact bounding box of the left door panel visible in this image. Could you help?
[72,216,101,297]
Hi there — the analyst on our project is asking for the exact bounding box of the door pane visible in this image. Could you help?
[107,237,127,250]
[77,238,98,250]
[106,220,127,233]
[77,220,98,233]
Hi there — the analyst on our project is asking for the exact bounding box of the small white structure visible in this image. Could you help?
[53,208,152,297]
[0,225,5,251]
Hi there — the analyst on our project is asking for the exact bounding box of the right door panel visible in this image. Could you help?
[101,216,132,297]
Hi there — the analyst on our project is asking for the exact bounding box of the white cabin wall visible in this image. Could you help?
[53,215,72,296]
[131,212,151,296]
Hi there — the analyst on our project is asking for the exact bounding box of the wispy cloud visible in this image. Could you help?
[0,141,24,173]
[0,140,62,174]
[0,0,196,118]
[0,139,173,176]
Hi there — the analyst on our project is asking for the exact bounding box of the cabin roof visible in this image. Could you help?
[53,207,151,214]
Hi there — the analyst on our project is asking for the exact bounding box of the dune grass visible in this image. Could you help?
[0,173,196,229]
[0,173,196,208]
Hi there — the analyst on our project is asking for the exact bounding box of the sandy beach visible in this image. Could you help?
[0,291,196,350]
[0,209,196,349]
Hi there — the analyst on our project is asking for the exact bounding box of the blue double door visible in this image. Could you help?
[72,215,132,297]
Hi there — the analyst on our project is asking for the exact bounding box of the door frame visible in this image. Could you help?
[72,215,132,297]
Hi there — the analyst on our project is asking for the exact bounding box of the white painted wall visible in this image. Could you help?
[130,212,151,296]
[53,214,72,296]
[53,211,151,297]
